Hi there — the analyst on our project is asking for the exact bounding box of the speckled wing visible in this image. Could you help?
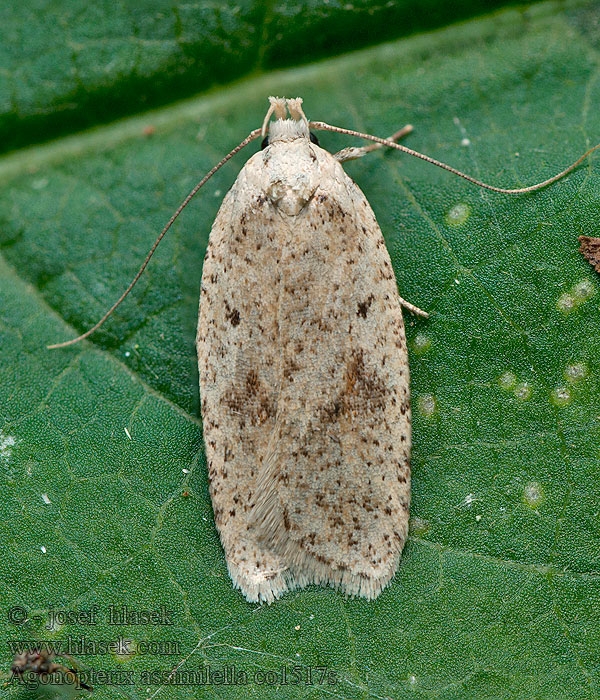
[250,146,411,600]
[198,143,411,603]
[197,153,289,603]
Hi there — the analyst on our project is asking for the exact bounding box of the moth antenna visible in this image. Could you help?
[47,128,262,350]
[310,121,600,194]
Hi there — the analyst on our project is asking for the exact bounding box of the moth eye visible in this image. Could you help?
[260,136,269,150]
[309,132,320,146]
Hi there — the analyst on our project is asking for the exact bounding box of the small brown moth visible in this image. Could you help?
[49,97,599,603]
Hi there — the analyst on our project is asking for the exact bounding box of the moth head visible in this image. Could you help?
[258,97,322,216]
[260,97,320,148]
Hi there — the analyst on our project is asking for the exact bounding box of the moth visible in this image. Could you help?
[50,97,599,603]
[197,97,427,602]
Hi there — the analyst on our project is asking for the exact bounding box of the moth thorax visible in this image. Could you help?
[267,119,310,144]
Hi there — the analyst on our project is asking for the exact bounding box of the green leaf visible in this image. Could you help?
[0,0,535,155]
[2,1,600,699]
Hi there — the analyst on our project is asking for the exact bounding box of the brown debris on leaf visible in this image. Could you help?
[579,236,600,273]
[11,648,92,691]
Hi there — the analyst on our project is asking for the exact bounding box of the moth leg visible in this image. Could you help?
[398,295,429,318]
[334,124,413,162]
